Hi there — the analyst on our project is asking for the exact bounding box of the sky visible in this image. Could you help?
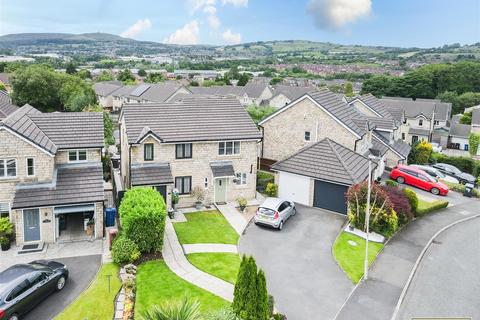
[0,0,479,48]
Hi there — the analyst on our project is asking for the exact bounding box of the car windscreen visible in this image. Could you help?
[258,207,275,216]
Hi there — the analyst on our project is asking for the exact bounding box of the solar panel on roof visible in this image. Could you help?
[130,84,151,97]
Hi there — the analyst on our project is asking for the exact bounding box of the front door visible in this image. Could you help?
[214,178,227,203]
[23,209,40,242]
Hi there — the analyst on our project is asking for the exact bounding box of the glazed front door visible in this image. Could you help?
[24,208,40,242]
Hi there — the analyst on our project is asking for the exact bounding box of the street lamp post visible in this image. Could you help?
[364,158,372,280]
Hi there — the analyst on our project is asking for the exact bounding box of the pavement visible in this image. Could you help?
[162,218,235,301]
[23,254,102,320]
[397,217,480,320]
[182,243,238,254]
[238,204,352,320]
[335,196,480,320]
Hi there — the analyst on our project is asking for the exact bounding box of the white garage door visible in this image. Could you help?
[278,171,310,205]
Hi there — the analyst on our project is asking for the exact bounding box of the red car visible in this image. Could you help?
[390,164,449,196]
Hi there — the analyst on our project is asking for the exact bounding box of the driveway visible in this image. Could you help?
[238,204,353,320]
[21,254,102,320]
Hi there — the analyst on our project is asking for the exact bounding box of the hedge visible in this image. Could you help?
[441,180,480,198]
[416,200,449,216]
[430,153,480,177]
[403,188,419,215]
[119,187,167,253]
[112,234,141,264]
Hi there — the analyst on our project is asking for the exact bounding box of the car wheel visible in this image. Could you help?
[8,314,19,320]
[396,176,405,184]
[292,208,297,216]
[431,188,440,195]
[56,276,66,291]
[278,221,284,230]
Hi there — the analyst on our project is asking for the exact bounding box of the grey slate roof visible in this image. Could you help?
[371,135,389,156]
[0,73,11,85]
[272,138,374,186]
[381,97,451,121]
[93,82,123,97]
[126,83,190,102]
[189,86,246,96]
[0,90,18,119]
[373,131,411,159]
[29,112,104,149]
[131,163,173,186]
[210,161,235,177]
[242,83,269,98]
[472,109,480,126]
[271,85,314,101]
[449,122,471,138]
[354,94,393,118]
[122,97,262,144]
[12,163,104,209]
[408,128,431,136]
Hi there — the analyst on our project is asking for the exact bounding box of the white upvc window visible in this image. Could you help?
[236,172,247,185]
[68,150,87,163]
[0,159,17,178]
[0,202,9,218]
[218,141,240,156]
[26,157,35,177]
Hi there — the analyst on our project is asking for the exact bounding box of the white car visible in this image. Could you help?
[410,164,459,184]
[430,142,442,153]
[254,197,296,230]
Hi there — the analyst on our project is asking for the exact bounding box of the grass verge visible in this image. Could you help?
[416,198,449,216]
[173,210,239,244]
[55,263,121,320]
[187,253,241,284]
[333,232,384,284]
[135,260,229,316]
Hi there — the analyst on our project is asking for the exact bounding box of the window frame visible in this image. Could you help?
[26,157,35,177]
[0,202,10,218]
[218,141,241,156]
[68,150,88,163]
[304,131,311,141]
[175,176,192,195]
[0,159,17,178]
[175,143,192,159]
[144,143,154,161]
[236,172,247,185]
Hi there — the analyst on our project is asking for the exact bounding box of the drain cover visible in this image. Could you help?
[348,240,358,246]
[21,244,39,250]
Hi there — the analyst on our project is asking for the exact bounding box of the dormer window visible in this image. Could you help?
[68,150,87,163]
[419,119,423,126]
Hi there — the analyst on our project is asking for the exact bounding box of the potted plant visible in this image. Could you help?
[0,217,14,251]
[86,219,95,236]
[172,189,180,211]
[237,197,248,213]
[191,186,205,210]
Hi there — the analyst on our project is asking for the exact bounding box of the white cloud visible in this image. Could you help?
[221,0,248,7]
[203,5,217,14]
[222,29,241,44]
[207,14,221,29]
[164,20,200,45]
[307,0,371,30]
[188,0,216,13]
[120,18,152,38]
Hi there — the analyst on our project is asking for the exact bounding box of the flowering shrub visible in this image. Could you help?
[382,185,413,225]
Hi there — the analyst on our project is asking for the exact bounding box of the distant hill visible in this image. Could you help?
[0,32,136,45]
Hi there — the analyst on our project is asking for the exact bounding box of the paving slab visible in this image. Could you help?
[182,243,238,254]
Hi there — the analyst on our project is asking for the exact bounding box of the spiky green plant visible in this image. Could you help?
[139,297,201,320]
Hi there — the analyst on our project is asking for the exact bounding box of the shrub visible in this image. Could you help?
[0,217,14,238]
[414,140,433,164]
[205,308,241,320]
[237,197,247,211]
[112,235,141,264]
[430,152,480,176]
[119,187,167,253]
[385,179,398,187]
[190,186,205,203]
[403,188,419,214]
[468,133,480,156]
[441,180,480,198]
[346,181,398,237]
[416,200,449,216]
[265,183,278,197]
[382,185,413,225]
[140,297,201,320]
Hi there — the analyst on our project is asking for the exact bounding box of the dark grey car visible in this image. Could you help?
[432,163,476,185]
[0,261,69,320]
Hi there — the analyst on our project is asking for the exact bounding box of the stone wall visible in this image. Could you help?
[351,100,380,118]
[261,97,358,162]
[55,149,102,164]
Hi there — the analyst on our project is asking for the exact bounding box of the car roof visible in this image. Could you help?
[260,197,286,209]
[397,164,427,175]
[411,164,435,171]
[0,264,50,294]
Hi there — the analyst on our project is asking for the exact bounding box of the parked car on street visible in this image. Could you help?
[0,260,69,320]
[390,164,449,195]
[410,164,459,184]
[431,163,476,185]
[254,197,296,230]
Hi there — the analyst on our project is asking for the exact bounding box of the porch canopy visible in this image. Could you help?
[210,161,235,178]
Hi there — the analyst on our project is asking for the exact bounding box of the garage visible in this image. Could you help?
[313,180,348,214]
[271,138,373,215]
[277,171,310,205]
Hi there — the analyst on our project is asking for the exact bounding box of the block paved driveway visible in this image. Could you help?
[239,204,353,320]
[20,254,102,320]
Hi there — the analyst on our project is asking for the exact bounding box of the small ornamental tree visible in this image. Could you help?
[414,140,433,164]
[382,185,413,225]
[346,181,398,237]
[119,187,167,253]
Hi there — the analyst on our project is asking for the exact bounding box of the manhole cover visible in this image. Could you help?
[348,240,358,246]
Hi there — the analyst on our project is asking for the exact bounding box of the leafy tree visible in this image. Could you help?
[189,80,199,87]
[104,112,115,146]
[246,105,276,124]
[65,62,77,74]
[237,73,249,86]
[77,69,92,80]
[469,133,480,156]
[0,83,5,91]
[460,112,472,125]
[414,140,433,164]
[97,70,114,82]
[145,72,164,83]
[117,69,135,82]
[255,270,269,320]
[138,68,147,77]
[269,77,283,85]
[344,82,354,97]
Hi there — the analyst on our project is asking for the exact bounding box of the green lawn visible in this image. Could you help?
[416,198,449,216]
[135,260,229,316]
[173,210,239,244]
[333,232,384,284]
[55,263,121,320]
[187,253,241,284]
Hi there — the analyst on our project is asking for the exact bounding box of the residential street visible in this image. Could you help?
[23,255,102,320]
[336,195,480,320]
[239,205,353,320]
[397,217,480,320]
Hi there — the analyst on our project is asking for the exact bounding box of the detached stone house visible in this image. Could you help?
[0,105,105,246]
[190,83,273,106]
[266,85,315,109]
[119,97,262,208]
